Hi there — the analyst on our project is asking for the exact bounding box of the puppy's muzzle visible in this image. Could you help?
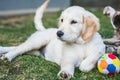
[57,31,64,37]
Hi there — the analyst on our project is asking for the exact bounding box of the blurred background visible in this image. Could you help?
[0,0,120,17]
[0,0,70,16]
[71,0,120,8]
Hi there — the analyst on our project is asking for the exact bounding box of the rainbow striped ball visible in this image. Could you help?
[97,53,120,75]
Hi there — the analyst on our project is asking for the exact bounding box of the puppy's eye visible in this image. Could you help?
[71,20,77,24]
[61,19,63,22]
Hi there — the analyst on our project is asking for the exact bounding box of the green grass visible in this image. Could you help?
[0,10,120,80]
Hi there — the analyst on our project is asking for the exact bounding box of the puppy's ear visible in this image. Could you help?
[81,16,100,41]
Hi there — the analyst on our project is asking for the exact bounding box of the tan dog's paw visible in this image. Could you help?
[58,71,73,80]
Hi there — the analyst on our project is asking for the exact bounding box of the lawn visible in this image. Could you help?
[0,9,120,80]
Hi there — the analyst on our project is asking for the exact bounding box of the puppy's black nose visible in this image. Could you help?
[57,31,64,37]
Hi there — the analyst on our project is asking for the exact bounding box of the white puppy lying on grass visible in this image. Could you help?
[0,0,105,79]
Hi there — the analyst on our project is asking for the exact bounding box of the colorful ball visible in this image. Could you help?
[97,53,120,75]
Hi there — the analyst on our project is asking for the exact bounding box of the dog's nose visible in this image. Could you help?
[57,31,64,37]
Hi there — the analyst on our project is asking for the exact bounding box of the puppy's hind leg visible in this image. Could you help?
[1,41,45,61]
[0,46,44,58]
[0,46,16,55]
[26,50,40,56]
[1,29,56,61]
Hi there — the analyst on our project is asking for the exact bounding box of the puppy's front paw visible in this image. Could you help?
[80,62,92,72]
[58,71,73,80]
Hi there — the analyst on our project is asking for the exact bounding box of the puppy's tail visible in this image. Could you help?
[34,0,50,31]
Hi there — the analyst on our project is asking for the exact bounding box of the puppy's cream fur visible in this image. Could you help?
[0,0,105,79]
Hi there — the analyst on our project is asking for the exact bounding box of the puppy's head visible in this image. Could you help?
[103,6,115,17]
[57,6,100,43]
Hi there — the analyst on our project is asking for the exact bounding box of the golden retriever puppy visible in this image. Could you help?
[0,0,105,79]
